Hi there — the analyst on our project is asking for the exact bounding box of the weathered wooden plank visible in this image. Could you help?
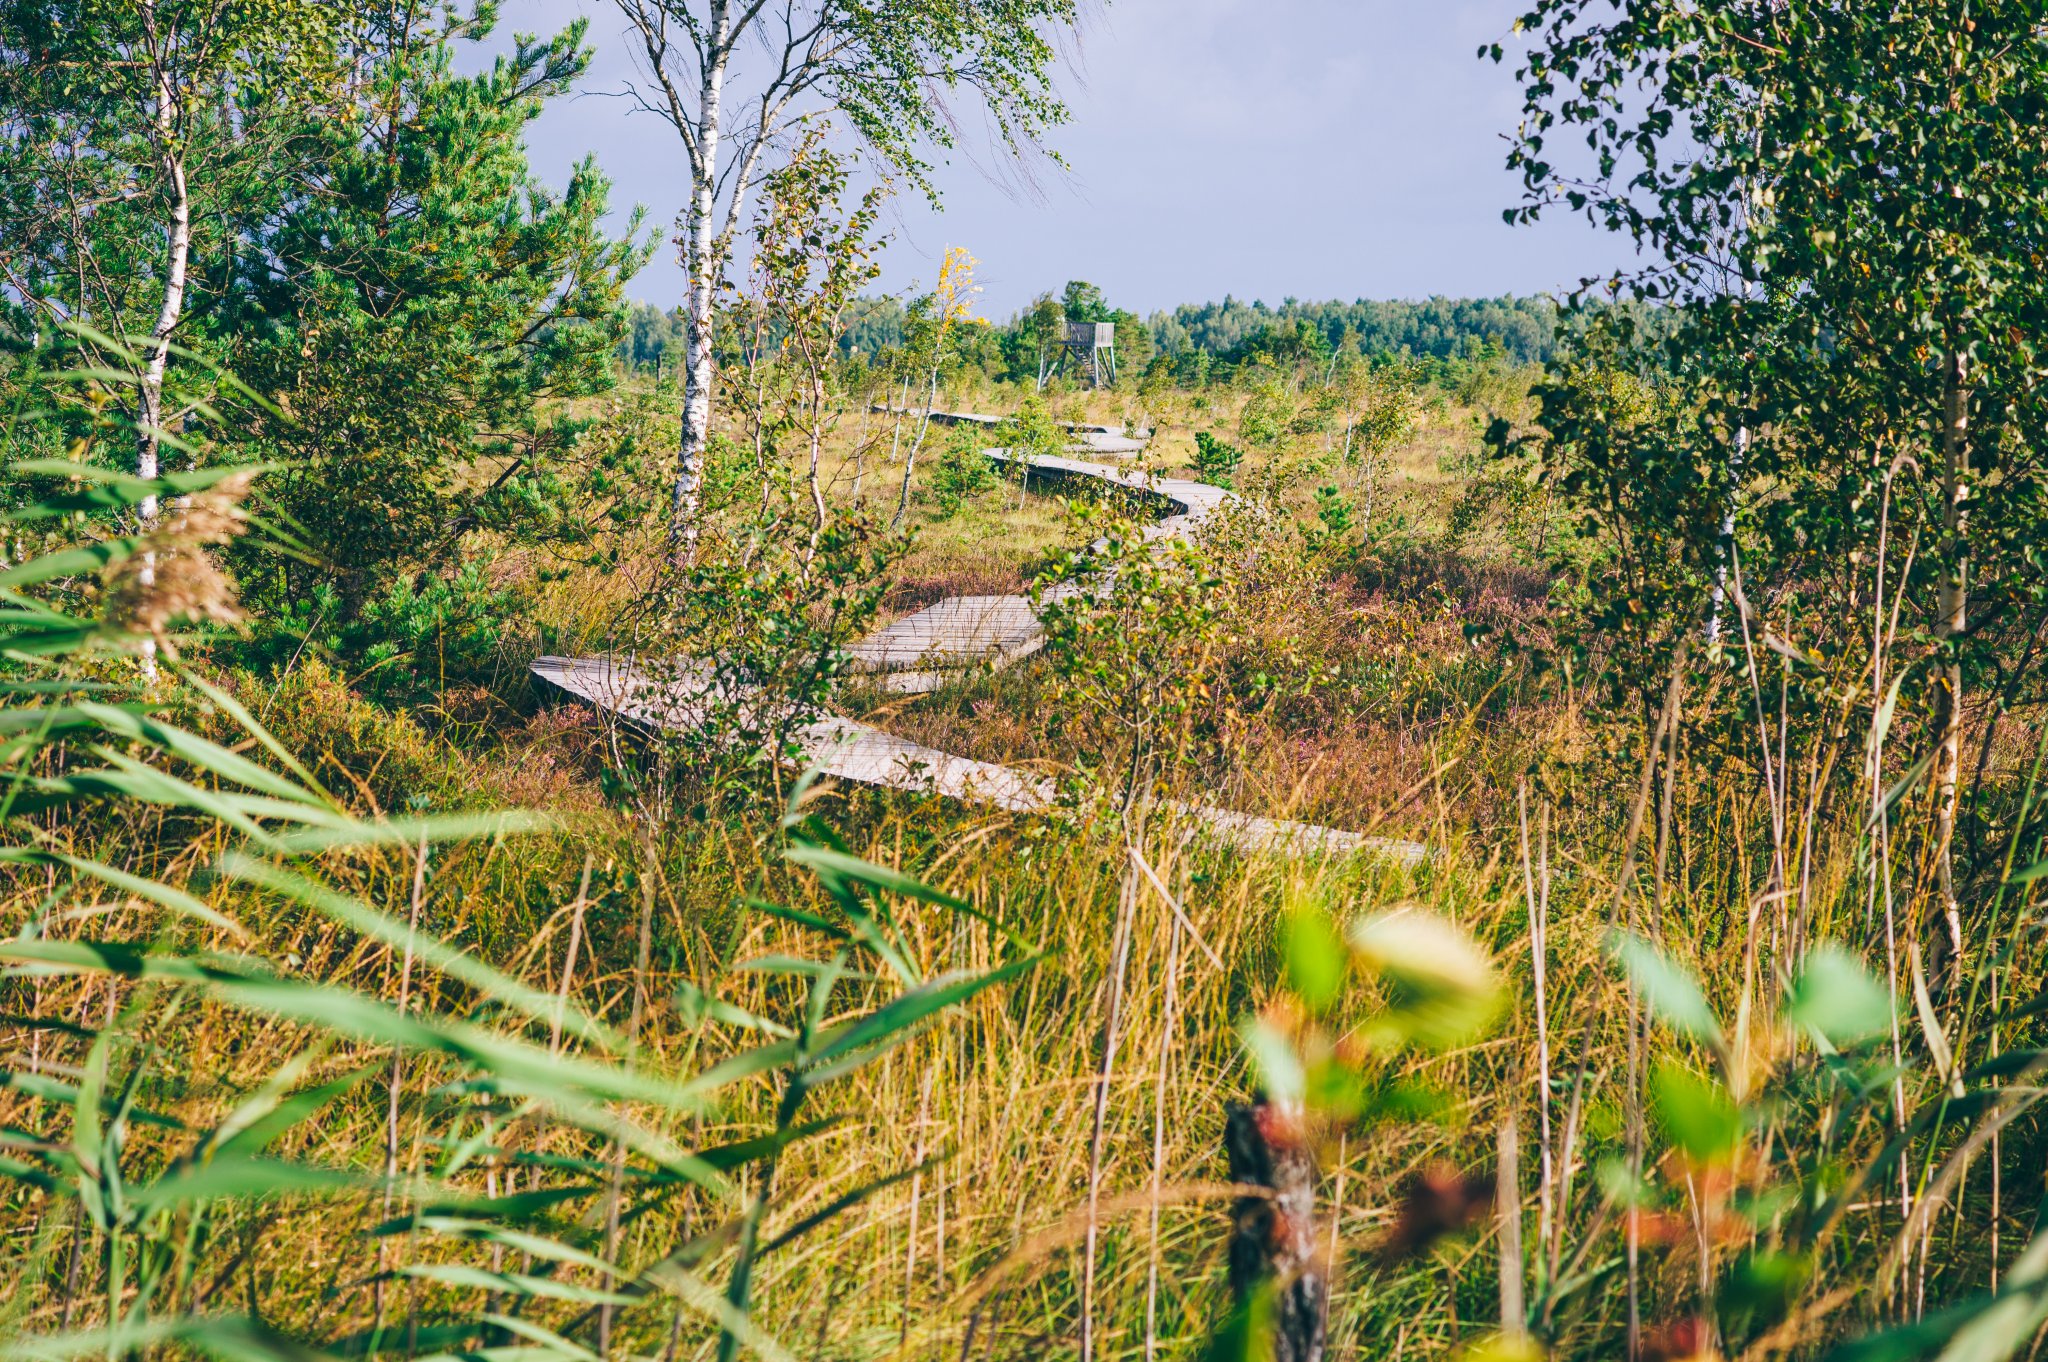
[844,596,1044,670]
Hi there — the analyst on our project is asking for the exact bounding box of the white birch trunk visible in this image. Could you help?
[887,376,910,463]
[1934,351,1970,954]
[893,367,938,532]
[139,71,191,527]
[136,42,191,685]
[806,368,828,561]
[1704,425,1749,645]
[851,393,870,500]
[672,7,729,565]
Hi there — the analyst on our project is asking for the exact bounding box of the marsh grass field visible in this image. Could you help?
[7,5,2048,1359]
[15,347,2038,1362]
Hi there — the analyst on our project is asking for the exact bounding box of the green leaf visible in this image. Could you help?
[1831,1223,2048,1362]
[674,980,794,1038]
[1652,1060,1742,1164]
[0,848,245,938]
[217,854,618,1050]
[1723,1249,1812,1331]
[1283,900,1347,1012]
[684,1036,804,1097]
[1349,907,1501,1047]
[1203,1279,1277,1362]
[0,941,710,1126]
[0,938,246,984]
[127,1156,368,1212]
[695,1118,846,1172]
[0,1154,58,1193]
[262,810,552,854]
[1609,931,1722,1044]
[759,1159,933,1255]
[475,1315,600,1362]
[0,1068,183,1129]
[4,461,263,522]
[1931,1246,2048,1362]
[1785,945,1892,1046]
[399,1263,633,1306]
[803,956,1038,1083]
[205,1061,371,1162]
[21,754,286,848]
[0,1317,320,1362]
[1239,1016,1306,1107]
[783,843,967,912]
[410,1219,618,1275]
[730,954,879,982]
[67,703,328,806]
[0,541,140,589]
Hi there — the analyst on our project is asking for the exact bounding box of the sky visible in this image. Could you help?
[477,1,1636,319]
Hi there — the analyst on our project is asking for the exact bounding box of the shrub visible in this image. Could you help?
[927,422,997,516]
[242,563,526,709]
[1193,430,1246,488]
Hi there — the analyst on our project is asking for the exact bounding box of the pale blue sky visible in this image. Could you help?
[480,1,1633,317]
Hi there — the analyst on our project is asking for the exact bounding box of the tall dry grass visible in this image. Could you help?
[8,360,2045,1362]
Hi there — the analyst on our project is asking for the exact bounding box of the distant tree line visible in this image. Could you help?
[619,288,1573,384]
[1151,294,1559,365]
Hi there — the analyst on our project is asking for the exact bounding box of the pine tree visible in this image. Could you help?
[222,9,648,601]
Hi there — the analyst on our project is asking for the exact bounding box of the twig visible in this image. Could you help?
[1145,862,1185,1362]
[1082,859,1139,1362]
[373,834,428,1347]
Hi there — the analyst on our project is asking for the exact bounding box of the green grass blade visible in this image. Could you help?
[804,956,1039,1083]
[217,854,620,1050]
[127,1156,370,1213]
[0,849,247,938]
[0,541,140,590]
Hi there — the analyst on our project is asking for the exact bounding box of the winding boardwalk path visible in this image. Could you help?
[533,422,1424,866]
[843,453,1229,694]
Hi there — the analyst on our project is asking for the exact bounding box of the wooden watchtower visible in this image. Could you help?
[1055,320,1117,389]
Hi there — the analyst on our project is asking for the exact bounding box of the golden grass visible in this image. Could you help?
[10,370,2037,1362]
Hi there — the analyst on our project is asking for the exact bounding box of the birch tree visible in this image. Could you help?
[892,246,980,531]
[609,0,1082,561]
[1500,0,2048,939]
[0,0,336,513]
[742,131,886,556]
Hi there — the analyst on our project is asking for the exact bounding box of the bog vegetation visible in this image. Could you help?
[2,3,2047,1361]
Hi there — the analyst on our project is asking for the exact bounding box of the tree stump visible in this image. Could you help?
[1225,1100,1326,1362]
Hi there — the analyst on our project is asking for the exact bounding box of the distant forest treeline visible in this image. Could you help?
[1152,295,1556,365]
[619,292,1565,378]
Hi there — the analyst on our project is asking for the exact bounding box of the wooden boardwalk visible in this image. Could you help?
[531,654,1053,812]
[843,595,1048,694]
[531,652,1422,864]
[848,451,1230,694]
[871,406,1149,458]
[532,428,1426,867]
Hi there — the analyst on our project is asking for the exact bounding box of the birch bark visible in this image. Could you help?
[137,14,192,531]
[892,367,937,532]
[135,5,193,684]
[1933,350,1970,954]
[1704,426,1748,645]
[615,0,1079,556]
[672,3,729,565]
